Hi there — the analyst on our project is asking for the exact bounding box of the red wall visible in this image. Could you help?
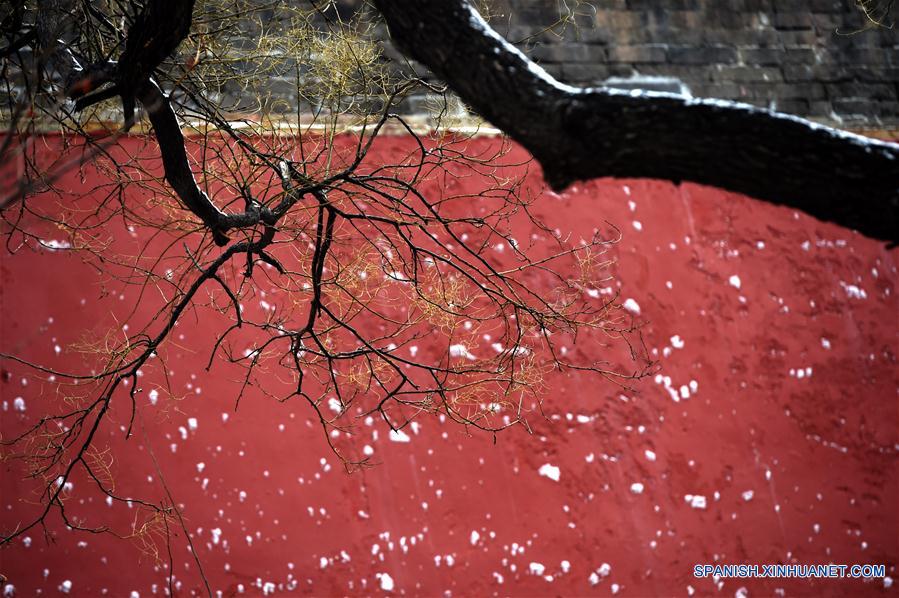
[1,134,897,596]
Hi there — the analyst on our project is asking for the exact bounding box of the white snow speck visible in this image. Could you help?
[378,573,394,592]
[529,562,545,575]
[622,298,641,315]
[187,417,198,432]
[728,275,742,290]
[59,580,73,594]
[686,494,707,509]
[13,397,25,412]
[449,344,477,360]
[389,429,411,443]
[538,464,561,482]
[40,239,72,251]
[742,490,754,502]
[644,450,656,462]
[148,389,159,405]
[470,530,480,545]
[670,335,685,349]
[840,282,867,299]
[589,562,611,585]
[630,482,645,494]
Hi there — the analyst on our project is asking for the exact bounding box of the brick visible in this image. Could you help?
[811,13,841,31]
[628,0,700,9]
[827,82,897,100]
[773,12,814,30]
[778,30,821,47]
[782,64,814,81]
[667,46,739,64]
[572,26,616,45]
[742,48,787,66]
[776,82,828,99]
[831,97,882,117]
[783,48,818,64]
[602,10,644,30]
[807,100,834,116]
[809,0,844,12]
[529,42,608,63]
[773,0,806,12]
[691,82,750,99]
[560,63,611,83]
[702,27,781,47]
[853,66,899,82]
[712,66,785,84]
[783,64,858,82]
[639,9,702,31]
[774,99,811,114]
[608,44,667,63]
[633,64,714,82]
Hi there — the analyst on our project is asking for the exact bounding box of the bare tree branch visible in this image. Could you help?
[117,0,197,125]
[373,0,899,243]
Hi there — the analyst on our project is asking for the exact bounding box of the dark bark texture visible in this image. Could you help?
[118,0,197,124]
[373,0,899,243]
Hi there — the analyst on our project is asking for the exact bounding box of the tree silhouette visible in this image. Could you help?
[1,0,650,565]
[0,0,895,584]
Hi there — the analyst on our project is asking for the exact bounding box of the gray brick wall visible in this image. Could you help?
[3,1,896,130]
[191,1,898,129]
[474,0,898,127]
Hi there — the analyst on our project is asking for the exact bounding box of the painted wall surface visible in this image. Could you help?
[1,135,897,597]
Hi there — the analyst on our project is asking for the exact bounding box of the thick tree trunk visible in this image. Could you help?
[373,0,899,243]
